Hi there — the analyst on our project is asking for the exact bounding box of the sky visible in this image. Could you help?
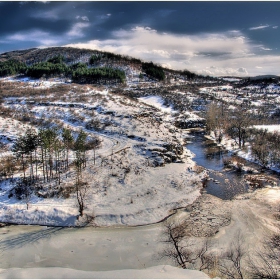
[0,1,280,77]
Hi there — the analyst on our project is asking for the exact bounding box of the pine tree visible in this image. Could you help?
[74,130,87,168]
[62,128,74,170]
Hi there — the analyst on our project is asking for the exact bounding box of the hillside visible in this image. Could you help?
[0,47,212,84]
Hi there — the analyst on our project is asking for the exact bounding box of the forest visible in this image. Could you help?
[0,55,126,84]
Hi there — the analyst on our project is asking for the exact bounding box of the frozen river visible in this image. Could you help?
[0,223,171,271]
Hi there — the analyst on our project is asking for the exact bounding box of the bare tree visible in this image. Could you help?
[227,105,252,149]
[218,231,246,278]
[196,239,215,272]
[248,233,280,279]
[160,221,214,272]
[160,221,190,269]
[75,180,89,217]
[0,155,16,180]
[205,101,228,143]
[250,129,270,168]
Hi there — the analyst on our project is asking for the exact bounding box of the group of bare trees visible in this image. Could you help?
[249,128,280,168]
[160,221,280,278]
[205,102,227,143]
[205,102,252,148]
[206,101,280,170]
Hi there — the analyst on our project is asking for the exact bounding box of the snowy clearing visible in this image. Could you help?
[138,96,176,113]
[253,124,280,133]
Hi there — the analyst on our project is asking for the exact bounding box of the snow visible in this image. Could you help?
[138,96,176,113]
[1,71,280,279]
[222,78,241,82]
[0,86,205,227]
[0,265,209,279]
[200,85,233,93]
[0,76,67,89]
[0,203,78,226]
[253,186,280,205]
[253,124,280,133]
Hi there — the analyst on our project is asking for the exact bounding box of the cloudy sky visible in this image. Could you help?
[1,1,280,77]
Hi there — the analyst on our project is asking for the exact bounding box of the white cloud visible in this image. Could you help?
[197,66,248,76]
[161,63,172,69]
[273,26,278,29]
[260,47,272,51]
[81,16,89,21]
[67,22,90,37]
[131,26,157,33]
[76,15,89,22]
[99,14,112,20]
[64,26,280,77]
[249,24,270,30]
[7,30,61,45]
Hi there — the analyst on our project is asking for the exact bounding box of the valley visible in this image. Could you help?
[0,47,279,278]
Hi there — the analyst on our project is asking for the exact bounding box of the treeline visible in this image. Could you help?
[26,61,68,79]
[142,62,165,81]
[0,59,27,76]
[72,66,126,84]
[89,51,142,65]
[0,56,126,84]
[0,51,200,83]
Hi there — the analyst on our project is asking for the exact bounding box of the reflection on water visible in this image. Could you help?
[186,131,248,200]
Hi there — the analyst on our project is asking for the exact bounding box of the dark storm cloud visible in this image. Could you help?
[1,1,280,48]
[1,1,280,76]
[0,2,71,37]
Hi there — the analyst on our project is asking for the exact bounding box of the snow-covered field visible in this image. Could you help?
[138,96,176,114]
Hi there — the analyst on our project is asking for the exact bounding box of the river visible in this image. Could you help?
[186,130,280,200]
[186,130,249,200]
[0,224,170,271]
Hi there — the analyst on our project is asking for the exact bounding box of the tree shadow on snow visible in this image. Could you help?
[0,226,65,251]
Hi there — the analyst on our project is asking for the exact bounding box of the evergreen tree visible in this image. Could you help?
[74,130,87,168]
[62,128,74,169]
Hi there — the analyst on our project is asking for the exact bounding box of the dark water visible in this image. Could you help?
[186,131,249,200]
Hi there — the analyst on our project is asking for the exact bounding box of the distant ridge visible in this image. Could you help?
[249,75,280,80]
